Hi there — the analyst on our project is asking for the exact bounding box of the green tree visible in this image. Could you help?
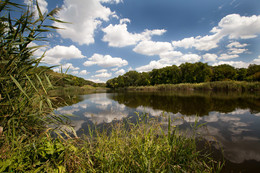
[236,68,247,81]
[212,64,237,81]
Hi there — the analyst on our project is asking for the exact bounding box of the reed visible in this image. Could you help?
[127,81,260,92]
[0,114,224,172]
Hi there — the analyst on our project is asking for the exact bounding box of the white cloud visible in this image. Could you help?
[96,69,108,73]
[61,63,80,70]
[120,18,131,24]
[52,63,79,72]
[218,53,239,60]
[252,56,260,64]
[133,40,173,56]
[203,53,218,62]
[213,61,249,68]
[172,14,260,51]
[115,69,126,75]
[111,67,118,71]
[102,23,142,47]
[136,61,166,72]
[217,14,260,39]
[54,0,114,45]
[42,45,85,65]
[86,78,105,83]
[180,54,201,63]
[102,21,166,47]
[83,53,128,67]
[227,42,248,48]
[159,51,183,59]
[136,53,201,72]
[228,48,247,55]
[226,41,248,55]
[172,35,221,51]
[79,70,89,75]
[100,0,123,4]
[93,72,112,78]
[71,71,79,75]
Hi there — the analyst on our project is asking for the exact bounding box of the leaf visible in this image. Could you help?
[36,74,47,94]
[25,74,39,93]
[36,0,43,20]
[45,74,53,88]
[10,75,30,99]
[46,98,52,109]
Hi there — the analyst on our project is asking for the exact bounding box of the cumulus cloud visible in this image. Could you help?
[136,53,201,72]
[218,53,239,60]
[96,69,108,73]
[54,0,115,45]
[83,53,128,67]
[86,78,105,83]
[42,45,85,65]
[136,61,167,72]
[111,67,118,71]
[61,63,80,70]
[120,18,131,24]
[79,70,89,75]
[252,55,260,64]
[172,14,260,51]
[133,40,173,56]
[172,35,221,51]
[213,61,249,68]
[180,54,201,63]
[227,42,248,48]
[102,21,166,47]
[93,72,112,78]
[100,0,123,4]
[216,14,260,39]
[71,71,79,75]
[203,53,218,62]
[115,69,126,75]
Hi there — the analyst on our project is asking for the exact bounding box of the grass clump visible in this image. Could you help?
[79,115,223,172]
[0,115,224,172]
[127,81,260,92]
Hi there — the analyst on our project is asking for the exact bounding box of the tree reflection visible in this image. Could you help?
[108,91,260,116]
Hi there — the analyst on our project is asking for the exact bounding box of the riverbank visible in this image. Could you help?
[126,81,260,92]
[0,115,224,172]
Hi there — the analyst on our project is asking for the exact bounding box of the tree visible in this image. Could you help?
[212,64,237,81]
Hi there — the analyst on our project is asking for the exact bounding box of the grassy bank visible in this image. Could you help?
[0,115,223,172]
[127,81,260,92]
[50,85,107,96]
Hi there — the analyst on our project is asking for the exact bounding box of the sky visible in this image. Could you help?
[22,0,260,83]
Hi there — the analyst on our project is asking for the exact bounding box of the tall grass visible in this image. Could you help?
[0,114,224,172]
[127,81,260,92]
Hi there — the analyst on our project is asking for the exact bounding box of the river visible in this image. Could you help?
[55,90,260,172]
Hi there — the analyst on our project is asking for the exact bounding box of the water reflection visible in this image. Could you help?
[55,91,260,171]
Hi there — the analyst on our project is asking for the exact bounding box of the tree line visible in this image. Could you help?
[106,62,260,88]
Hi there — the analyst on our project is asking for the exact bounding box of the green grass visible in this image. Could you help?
[127,81,260,92]
[0,114,224,172]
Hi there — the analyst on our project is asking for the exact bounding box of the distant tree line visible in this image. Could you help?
[106,62,260,88]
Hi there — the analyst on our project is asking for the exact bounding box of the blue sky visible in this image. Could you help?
[23,0,260,83]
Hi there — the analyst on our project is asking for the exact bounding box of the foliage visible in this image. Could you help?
[106,62,260,89]
[0,0,66,137]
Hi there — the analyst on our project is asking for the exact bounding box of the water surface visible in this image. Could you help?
[55,91,260,172]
